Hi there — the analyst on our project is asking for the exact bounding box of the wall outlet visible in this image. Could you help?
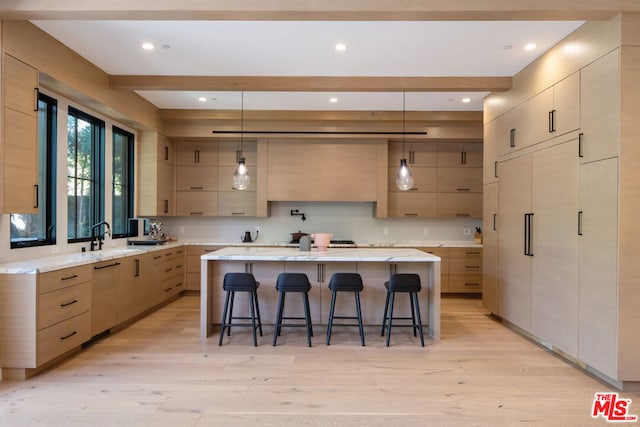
[423,227,429,236]
[463,227,471,235]
[383,227,389,236]
[52,246,59,254]
[179,226,185,234]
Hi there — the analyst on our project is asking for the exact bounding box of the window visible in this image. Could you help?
[67,107,104,242]
[10,93,58,248]
[112,126,135,238]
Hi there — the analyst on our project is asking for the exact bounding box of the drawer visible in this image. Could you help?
[37,311,91,365]
[38,282,91,329]
[419,247,450,259]
[450,247,483,258]
[449,257,482,275]
[448,275,483,293]
[39,265,92,294]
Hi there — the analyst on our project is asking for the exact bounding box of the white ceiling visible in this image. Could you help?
[32,20,584,111]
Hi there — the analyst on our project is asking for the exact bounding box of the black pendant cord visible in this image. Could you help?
[239,92,244,156]
[402,92,406,159]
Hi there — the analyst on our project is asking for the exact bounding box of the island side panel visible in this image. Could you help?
[200,258,214,339]
[428,261,441,340]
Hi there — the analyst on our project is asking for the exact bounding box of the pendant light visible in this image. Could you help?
[233,92,250,191]
[396,92,414,191]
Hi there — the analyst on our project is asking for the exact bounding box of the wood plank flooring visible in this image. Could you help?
[1,296,638,426]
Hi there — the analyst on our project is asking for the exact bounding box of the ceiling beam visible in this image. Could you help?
[1,0,639,20]
[110,76,511,92]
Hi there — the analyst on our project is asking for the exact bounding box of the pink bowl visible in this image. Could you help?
[311,233,332,252]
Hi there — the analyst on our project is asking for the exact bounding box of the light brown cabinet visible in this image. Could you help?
[138,132,175,216]
[388,141,437,166]
[482,182,498,313]
[186,246,222,291]
[91,260,121,336]
[437,142,482,168]
[1,53,39,214]
[448,248,482,293]
[217,140,258,216]
[387,192,436,218]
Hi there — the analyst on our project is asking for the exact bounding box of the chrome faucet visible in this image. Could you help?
[90,221,111,251]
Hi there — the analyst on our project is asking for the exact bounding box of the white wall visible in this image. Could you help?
[158,201,481,245]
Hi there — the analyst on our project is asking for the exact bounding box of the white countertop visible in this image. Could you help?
[201,246,440,262]
[0,239,466,274]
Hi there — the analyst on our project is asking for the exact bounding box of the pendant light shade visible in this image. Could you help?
[233,92,249,191]
[233,157,250,190]
[396,92,414,191]
[396,158,414,190]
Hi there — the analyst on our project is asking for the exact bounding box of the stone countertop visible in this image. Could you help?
[201,246,440,262]
[0,241,184,274]
[0,239,473,274]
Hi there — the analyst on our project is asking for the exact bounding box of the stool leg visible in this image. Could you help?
[386,291,395,347]
[381,289,390,336]
[219,290,231,346]
[254,289,263,336]
[273,291,285,346]
[227,291,236,336]
[249,291,257,347]
[303,292,313,347]
[355,291,365,346]
[414,292,425,347]
[409,293,417,337]
[326,290,337,345]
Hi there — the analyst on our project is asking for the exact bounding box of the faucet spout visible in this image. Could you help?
[90,221,111,251]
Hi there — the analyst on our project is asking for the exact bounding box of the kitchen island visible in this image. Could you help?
[200,247,441,341]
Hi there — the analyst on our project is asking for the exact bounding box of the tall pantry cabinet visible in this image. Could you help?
[483,15,640,389]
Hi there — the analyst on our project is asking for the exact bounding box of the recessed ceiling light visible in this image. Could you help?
[329,97,338,103]
[335,43,347,52]
[524,43,537,51]
[198,97,207,102]
[462,97,472,103]
[161,44,171,50]
[142,42,154,50]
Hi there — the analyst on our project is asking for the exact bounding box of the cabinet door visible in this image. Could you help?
[387,166,436,193]
[513,87,554,151]
[91,260,121,335]
[494,109,516,158]
[387,192,436,218]
[436,193,482,218]
[117,256,139,324]
[436,167,482,193]
[388,141,437,166]
[437,142,482,167]
[497,155,532,331]
[157,160,175,216]
[531,140,579,357]
[218,140,257,166]
[176,165,217,191]
[580,49,620,163]
[483,118,500,184]
[2,54,39,214]
[217,191,257,217]
[218,165,256,192]
[176,191,217,216]
[482,182,499,313]
[578,158,618,378]
[175,141,218,165]
[553,72,580,136]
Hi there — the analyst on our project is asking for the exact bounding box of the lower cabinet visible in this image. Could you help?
[91,260,121,336]
[186,246,222,291]
[448,248,483,293]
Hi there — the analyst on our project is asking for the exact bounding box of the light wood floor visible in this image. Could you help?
[1,296,638,426]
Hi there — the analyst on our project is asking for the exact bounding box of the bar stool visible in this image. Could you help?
[326,273,365,346]
[273,272,313,347]
[218,272,263,346]
[380,273,424,347]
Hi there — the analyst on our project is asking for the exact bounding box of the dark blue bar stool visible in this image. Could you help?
[380,273,424,347]
[218,272,263,346]
[326,273,365,346]
[273,273,313,347]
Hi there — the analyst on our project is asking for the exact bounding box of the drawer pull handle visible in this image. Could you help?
[465,251,480,255]
[404,213,418,216]
[165,252,173,256]
[456,188,470,192]
[190,186,204,190]
[465,283,480,287]
[164,287,173,292]
[153,255,162,260]
[176,264,183,268]
[231,212,246,215]
[94,262,121,270]
[190,212,204,216]
[61,274,78,281]
[165,268,173,273]
[60,331,77,340]
[176,282,184,287]
[465,265,480,269]
[60,299,78,307]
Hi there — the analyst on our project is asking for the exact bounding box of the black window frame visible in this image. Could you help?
[67,106,105,243]
[10,92,58,249]
[111,126,135,239]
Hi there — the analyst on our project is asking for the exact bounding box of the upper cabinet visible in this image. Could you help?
[580,49,620,163]
[267,140,384,202]
[1,53,39,214]
[137,132,175,217]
